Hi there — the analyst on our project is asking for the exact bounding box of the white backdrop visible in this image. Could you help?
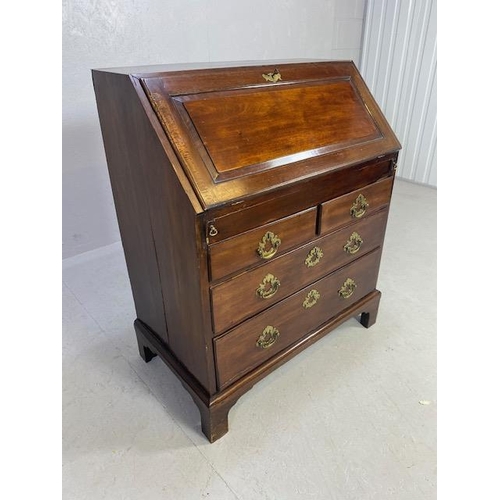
[62,0,366,258]
[360,0,437,186]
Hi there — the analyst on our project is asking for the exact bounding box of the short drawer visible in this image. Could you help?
[214,248,382,389]
[211,209,388,334]
[320,176,393,234]
[209,207,317,281]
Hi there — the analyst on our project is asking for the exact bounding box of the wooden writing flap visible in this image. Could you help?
[140,61,400,208]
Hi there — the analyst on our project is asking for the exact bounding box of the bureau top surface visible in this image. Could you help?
[100,60,400,209]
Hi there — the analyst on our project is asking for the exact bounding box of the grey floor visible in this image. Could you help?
[62,178,436,500]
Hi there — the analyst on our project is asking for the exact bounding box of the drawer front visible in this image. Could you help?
[211,209,388,334]
[209,207,317,281]
[214,248,382,389]
[205,157,394,245]
[320,176,393,235]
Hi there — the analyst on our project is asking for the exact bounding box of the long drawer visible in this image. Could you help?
[211,209,388,334]
[214,248,382,389]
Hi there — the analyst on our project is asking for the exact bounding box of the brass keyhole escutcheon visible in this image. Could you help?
[305,246,324,268]
[350,194,369,218]
[256,231,281,260]
[256,273,281,299]
[262,69,282,83]
[256,326,280,349]
[303,289,320,309]
[338,278,357,299]
[343,232,363,255]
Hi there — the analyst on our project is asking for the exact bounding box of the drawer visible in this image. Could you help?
[320,176,393,234]
[214,248,382,389]
[211,209,388,334]
[209,207,317,281]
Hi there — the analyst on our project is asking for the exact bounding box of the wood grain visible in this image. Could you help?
[140,61,401,208]
[211,209,388,334]
[93,71,168,343]
[320,176,394,234]
[181,80,381,176]
[206,157,394,244]
[93,71,216,393]
[209,206,317,282]
[215,248,382,389]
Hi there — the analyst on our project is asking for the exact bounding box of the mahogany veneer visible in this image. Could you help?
[92,60,401,442]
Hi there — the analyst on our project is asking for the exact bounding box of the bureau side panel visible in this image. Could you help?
[135,98,215,393]
[138,128,215,393]
[93,71,215,393]
[92,71,168,341]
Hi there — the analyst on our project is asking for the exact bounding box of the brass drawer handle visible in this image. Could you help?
[305,246,324,267]
[256,326,280,349]
[303,289,320,309]
[208,224,218,237]
[257,231,282,260]
[350,194,369,218]
[338,278,357,299]
[343,231,364,255]
[256,273,281,299]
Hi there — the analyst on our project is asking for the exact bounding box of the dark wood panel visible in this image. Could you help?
[215,248,382,389]
[92,71,168,343]
[320,176,394,234]
[139,61,401,208]
[209,207,317,281]
[132,76,217,394]
[211,210,388,334]
[182,80,380,175]
[93,71,216,393]
[207,158,395,244]
[140,61,356,95]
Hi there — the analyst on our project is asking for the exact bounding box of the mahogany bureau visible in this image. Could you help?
[92,60,401,442]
